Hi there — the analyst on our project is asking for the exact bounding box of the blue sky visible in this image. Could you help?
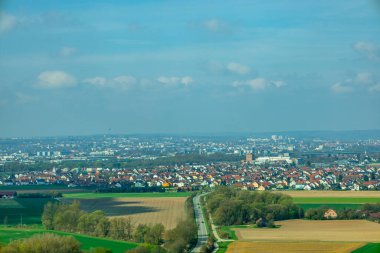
[0,0,380,137]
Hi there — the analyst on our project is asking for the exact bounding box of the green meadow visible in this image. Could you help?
[352,243,380,253]
[0,228,138,253]
[293,197,380,211]
[0,198,57,226]
[292,197,380,204]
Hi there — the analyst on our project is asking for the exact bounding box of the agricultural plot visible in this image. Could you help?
[70,197,187,229]
[234,219,380,242]
[64,191,191,198]
[0,185,92,193]
[293,197,380,204]
[352,243,380,253]
[226,241,364,253]
[283,191,380,198]
[0,228,138,253]
[0,198,57,225]
[283,191,380,211]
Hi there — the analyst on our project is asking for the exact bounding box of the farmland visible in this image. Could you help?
[353,243,380,253]
[233,219,380,242]
[283,191,380,198]
[0,228,138,253]
[63,191,191,198]
[0,198,57,226]
[66,196,187,229]
[226,241,365,253]
[0,185,93,193]
[283,191,380,211]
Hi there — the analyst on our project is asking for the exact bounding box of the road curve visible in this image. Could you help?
[191,193,209,253]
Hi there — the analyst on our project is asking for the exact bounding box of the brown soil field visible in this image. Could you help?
[74,197,186,229]
[226,241,365,253]
[282,190,380,198]
[234,220,380,242]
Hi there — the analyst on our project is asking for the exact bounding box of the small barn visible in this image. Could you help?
[324,209,338,219]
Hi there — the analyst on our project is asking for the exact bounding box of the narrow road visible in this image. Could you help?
[191,193,209,253]
[209,214,234,243]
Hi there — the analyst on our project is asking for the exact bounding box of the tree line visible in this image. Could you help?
[41,196,198,253]
[42,201,165,245]
[206,186,303,226]
[305,203,380,220]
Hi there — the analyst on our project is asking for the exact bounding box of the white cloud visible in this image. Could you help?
[157,76,180,86]
[37,71,76,89]
[226,62,250,75]
[157,76,194,86]
[60,46,77,57]
[354,42,379,61]
[330,82,352,93]
[369,83,380,92]
[355,72,373,84]
[181,76,194,86]
[0,12,17,33]
[202,19,231,33]
[246,78,267,91]
[271,80,286,88]
[233,78,268,91]
[203,19,222,32]
[83,77,107,86]
[232,78,285,92]
[207,60,251,75]
[84,75,135,90]
[111,76,136,90]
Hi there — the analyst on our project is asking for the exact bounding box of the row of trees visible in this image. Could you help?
[41,196,198,253]
[42,201,164,245]
[206,186,303,226]
[305,203,380,220]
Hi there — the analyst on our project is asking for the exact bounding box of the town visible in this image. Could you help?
[1,133,380,192]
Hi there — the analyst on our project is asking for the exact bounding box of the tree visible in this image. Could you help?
[132,224,149,243]
[144,223,165,245]
[42,202,58,230]
[78,211,107,236]
[109,217,133,240]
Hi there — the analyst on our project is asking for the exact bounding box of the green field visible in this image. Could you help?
[297,203,363,211]
[293,197,380,211]
[293,197,380,204]
[219,225,248,240]
[64,191,191,199]
[0,228,138,253]
[216,241,232,253]
[0,198,57,225]
[352,243,380,253]
[0,185,94,191]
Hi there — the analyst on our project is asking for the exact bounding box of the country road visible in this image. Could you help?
[191,193,209,253]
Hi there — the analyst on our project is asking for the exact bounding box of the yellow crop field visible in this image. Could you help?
[226,241,365,253]
[234,220,380,242]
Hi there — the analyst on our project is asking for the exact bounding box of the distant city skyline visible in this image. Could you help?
[1,0,380,137]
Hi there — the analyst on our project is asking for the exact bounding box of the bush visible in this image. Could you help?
[0,233,81,253]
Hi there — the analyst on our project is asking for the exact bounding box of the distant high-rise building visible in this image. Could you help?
[246,153,253,162]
